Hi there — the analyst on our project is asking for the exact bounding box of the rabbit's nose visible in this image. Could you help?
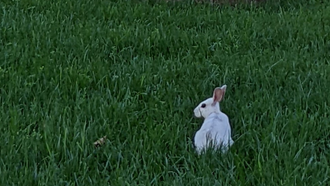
[193,109,202,118]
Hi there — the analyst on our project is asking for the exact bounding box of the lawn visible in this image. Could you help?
[1,0,330,185]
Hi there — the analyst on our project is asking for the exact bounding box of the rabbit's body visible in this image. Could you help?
[193,85,234,154]
[194,112,233,153]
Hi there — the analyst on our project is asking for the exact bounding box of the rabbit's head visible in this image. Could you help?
[193,85,227,119]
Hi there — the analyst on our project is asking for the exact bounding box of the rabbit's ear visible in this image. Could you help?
[212,85,226,103]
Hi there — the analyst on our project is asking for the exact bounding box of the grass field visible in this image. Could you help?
[1,0,330,185]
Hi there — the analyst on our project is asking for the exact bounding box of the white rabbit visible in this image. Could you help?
[193,85,234,154]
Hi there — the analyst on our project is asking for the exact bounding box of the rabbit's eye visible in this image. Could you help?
[201,103,206,108]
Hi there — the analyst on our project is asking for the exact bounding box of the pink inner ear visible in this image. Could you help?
[213,88,224,103]
[213,94,218,102]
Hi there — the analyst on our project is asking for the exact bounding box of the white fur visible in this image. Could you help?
[193,85,234,154]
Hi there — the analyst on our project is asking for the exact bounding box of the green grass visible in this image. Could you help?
[1,0,330,185]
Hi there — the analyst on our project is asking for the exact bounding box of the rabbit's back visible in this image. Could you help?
[194,112,233,153]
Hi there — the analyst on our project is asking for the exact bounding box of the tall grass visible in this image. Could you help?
[1,0,330,185]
